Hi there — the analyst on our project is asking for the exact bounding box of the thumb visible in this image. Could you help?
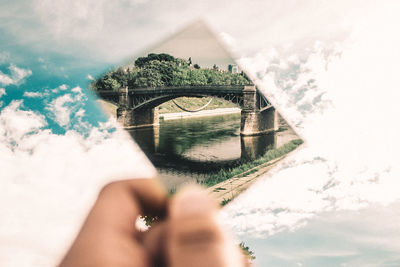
[167,186,244,267]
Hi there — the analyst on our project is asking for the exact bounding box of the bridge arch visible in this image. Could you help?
[96,85,277,135]
[131,93,242,111]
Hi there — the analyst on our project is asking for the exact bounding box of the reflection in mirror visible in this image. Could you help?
[93,20,302,196]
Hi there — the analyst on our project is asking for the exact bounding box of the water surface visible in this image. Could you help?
[129,113,280,189]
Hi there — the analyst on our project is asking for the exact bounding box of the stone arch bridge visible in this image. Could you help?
[96,85,277,136]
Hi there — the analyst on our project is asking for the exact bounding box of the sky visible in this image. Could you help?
[0,0,364,65]
[2,0,400,266]
[148,20,236,68]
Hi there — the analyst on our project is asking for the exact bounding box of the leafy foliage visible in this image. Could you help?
[239,242,256,261]
[92,54,251,91]
[93,68,124,91]
[134,53,176,67]
[220,197,233,206]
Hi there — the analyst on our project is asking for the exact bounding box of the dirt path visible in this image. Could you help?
[206,156,285,204]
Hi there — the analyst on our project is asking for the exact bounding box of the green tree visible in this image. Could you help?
[103,76,121,91]
[92,53,251,91]
[171,68,190,86]
[134,67,164,87]
[189,70,207,85]
[111,67,128,87]
[134,53,175,67]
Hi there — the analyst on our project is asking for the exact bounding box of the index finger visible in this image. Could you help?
[58,178,167,267]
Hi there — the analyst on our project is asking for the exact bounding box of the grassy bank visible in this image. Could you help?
[200,139,303,187]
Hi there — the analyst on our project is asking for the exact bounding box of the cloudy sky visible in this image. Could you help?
[0,0,366,64]
[2,0,400,266]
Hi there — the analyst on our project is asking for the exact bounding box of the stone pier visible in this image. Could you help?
[117,107,159,129]
[240,85,278,136]
[116,87,159,128]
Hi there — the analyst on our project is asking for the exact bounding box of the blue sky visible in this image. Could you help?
[0,0,359,133]
[0,13,110,134]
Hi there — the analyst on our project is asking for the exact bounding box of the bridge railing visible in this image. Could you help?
[96,84,252,95]
[128,85,249,94]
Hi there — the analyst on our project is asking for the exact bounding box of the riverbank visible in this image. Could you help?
[202,115,302,205]
[159,107,241,120]
[206,140,303,205]
[206,141,301,206]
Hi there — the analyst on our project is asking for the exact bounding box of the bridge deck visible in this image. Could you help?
[96,84,271,112]
[97,85,249,96]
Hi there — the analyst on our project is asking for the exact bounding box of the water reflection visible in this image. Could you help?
[241,134,276,161]
[129,125,160,154]
[128,113,276,187]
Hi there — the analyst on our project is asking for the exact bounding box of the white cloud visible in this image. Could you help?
[0,64,32,87]
[0,72,13,85]
[71,86,81,93]
[51,84,68,93]
[0,88,5,97]
[250,203,400,266]
[45,86,88,127]
[8,64,32,84]
[75,108,85,118]
[23,91,43,98]
[46,94,74,126]
[0,100,47,142]
[222,1,400,240]
[2,0,370,66]
[21,0,365,63]
[0,99,156,267]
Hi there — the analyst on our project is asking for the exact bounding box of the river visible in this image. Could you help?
[128,112,297,189]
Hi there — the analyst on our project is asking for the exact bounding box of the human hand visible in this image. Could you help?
[58,179,246,267]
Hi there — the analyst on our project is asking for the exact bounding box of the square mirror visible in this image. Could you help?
[93,20,303,199]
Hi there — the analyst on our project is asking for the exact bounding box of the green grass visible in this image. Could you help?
[276,127,288,132]
[158,97,237,114]
[220,197,233,206]
[200,139,303,187]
